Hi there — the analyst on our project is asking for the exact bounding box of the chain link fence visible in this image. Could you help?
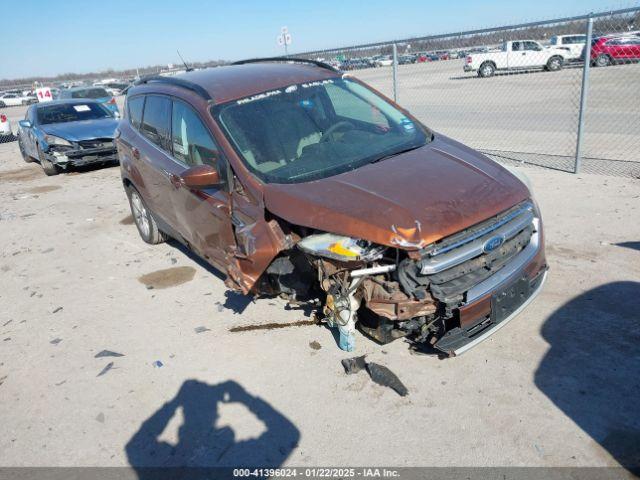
[294,6,640,178]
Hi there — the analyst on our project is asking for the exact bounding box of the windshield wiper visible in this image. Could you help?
[369,144,423,164]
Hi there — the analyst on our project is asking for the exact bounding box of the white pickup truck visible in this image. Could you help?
[464,40,568,77]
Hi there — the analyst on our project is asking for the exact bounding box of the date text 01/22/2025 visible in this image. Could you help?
[233,468,400,478]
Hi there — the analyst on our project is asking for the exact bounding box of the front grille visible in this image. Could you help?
[418,201,536,304]
[78,138,114,149]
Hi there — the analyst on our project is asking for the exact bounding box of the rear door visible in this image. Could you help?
[135,95,178,228]
[167,98,235,268]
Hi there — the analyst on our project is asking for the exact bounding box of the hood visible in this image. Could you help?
[263,134,530,249]
[41,118,118,142]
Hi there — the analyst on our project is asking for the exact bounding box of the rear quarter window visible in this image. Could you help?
[127,96,145,130]
[140,95,171,150]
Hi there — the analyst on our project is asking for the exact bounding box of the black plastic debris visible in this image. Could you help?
[52,307,63,314]
[97,362,114,377]
[341,355,409,396]
[366,363,409,397]
[95,350,124,358]
[341,355,368,375]
[50,338,62,345]
[194,326,211,334]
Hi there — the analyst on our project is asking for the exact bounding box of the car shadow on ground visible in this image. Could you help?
[534,281,640,473]
[126,379,300,478]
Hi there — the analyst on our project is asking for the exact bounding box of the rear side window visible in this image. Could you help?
[171,100,219,167]
[140,95,171,150]
[127,96,145,130]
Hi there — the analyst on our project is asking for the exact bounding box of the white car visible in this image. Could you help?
[374,55,394,67]
[464,40,568,77]
[0,112,12,138]
[549,34,587,61]
[0,92,37,107]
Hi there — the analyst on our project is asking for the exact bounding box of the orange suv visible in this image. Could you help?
[116,58,547,355]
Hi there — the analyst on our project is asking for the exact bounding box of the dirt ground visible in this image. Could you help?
[0,128,639,470]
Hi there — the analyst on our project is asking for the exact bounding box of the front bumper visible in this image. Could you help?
[47,147,119,167]
[434,222,547,356]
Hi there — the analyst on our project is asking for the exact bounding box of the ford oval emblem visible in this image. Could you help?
[483,236,504,253]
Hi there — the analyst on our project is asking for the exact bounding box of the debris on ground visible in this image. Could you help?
[309,340,322,350]
[194,326,211,334]
[52,307,63,314]
[152,360,163,368]
[341,355,368,375]
[95,412,105,423]
[97,362,114,377]
[49,338,62,345]
[341,355,408,396]
[366,363,409,397]
[94,350,124,358]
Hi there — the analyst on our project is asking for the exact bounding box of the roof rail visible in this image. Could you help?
[232,57,340,73]
[134,75,212,101]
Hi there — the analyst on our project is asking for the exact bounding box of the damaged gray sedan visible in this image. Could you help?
[18,99,119,175]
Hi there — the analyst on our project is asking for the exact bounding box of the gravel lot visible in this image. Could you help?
[0,104,639,474]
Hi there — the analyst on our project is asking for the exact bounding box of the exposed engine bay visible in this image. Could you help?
[253,201,545,356]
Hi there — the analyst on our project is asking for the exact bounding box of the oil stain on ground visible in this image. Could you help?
[138,266,196,289]
[229,319,318,332]
[0,167,44,182]
[26,185,61,194]
[120,215,134,225]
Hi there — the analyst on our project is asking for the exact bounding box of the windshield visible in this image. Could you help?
[70,88,109,99]
[37,103,112,124]
[213,78,429,184]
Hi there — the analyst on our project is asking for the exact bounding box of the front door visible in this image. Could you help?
[167,98,236,270]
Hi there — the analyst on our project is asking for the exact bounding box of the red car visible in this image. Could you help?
[590,35,640,67]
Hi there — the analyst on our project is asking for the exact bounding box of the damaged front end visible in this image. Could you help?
[252,200,547,356]
[44,136,118,169]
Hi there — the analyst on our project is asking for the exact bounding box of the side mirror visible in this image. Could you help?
[19,120,32,128]
[181,164,221,189]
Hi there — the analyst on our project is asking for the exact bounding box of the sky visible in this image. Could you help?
[0,0,628,79]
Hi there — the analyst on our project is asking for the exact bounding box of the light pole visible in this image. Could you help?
[277,26,292,56]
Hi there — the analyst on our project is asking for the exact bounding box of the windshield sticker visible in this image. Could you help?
[237,89,282,105]
[300,79,334,89]
[73,105,91,112]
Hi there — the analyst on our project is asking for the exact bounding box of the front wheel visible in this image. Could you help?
[595,54,611,67]
[126,187,166,245]
[478,62,496,78]
[37,145,59,176]
[546,56,563,71]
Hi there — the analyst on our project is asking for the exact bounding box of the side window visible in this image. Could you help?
[171,100,219,167]
[523,41,540,51]
[325,83,389,128]
[127,96,145,130]
[512,42,522,51]
[140,95,171,150]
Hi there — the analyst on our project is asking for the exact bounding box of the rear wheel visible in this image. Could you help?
[18,137,34,163]
[0,101,5,108]
[595,54,611,67]
[478,62,496,78]
[126,187,166,244]
[546,56,563,71]
[37,145,59,176]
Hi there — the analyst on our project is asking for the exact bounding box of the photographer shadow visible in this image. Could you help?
[534,281,640,472]
[126,379,300,477]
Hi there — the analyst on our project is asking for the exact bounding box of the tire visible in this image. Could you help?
[478,62,496,78]
[546,56,563,72]
[126,187,167,245]
[595,54,611,67]
[37,145,60,176]
[0,101,5,108]
[18,137,34,163]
